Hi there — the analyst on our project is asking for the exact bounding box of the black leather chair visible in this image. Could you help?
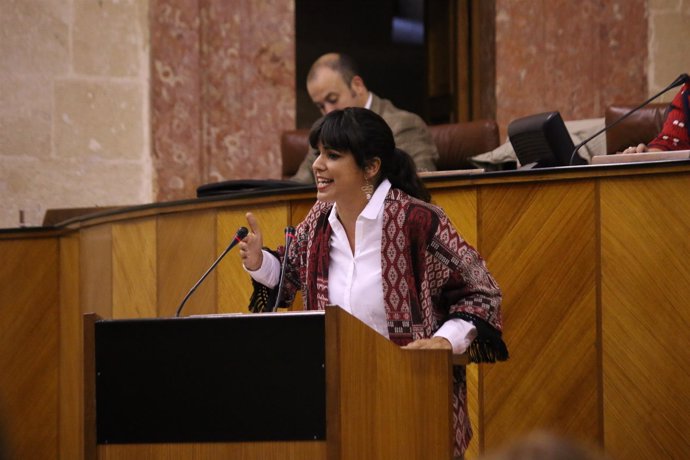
[280,119,500,178]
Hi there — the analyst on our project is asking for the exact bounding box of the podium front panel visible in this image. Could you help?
[94,312,326,444]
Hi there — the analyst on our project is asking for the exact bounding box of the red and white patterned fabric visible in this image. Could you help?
[648,82,690,151]
[277,188,506,457]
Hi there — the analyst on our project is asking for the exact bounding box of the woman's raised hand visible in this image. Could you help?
[239,212,264,271]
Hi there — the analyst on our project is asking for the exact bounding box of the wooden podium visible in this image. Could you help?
[84,306,454,460]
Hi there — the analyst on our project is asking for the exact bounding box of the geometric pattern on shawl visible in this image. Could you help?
[270,188,505,457]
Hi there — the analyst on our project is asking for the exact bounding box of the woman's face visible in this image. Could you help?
[312,143,367,205]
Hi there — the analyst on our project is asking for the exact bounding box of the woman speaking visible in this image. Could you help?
[239,107,508,458]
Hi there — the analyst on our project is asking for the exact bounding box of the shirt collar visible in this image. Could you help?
[364,92,373,110]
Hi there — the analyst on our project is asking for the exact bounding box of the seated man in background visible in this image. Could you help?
[623,81,690,153]
[290,53,439,184]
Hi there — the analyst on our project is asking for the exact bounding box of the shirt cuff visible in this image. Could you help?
[243,249,280,288]
[433,318,477,354]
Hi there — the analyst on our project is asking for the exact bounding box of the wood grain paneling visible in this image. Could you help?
[326,307,453,460]
[479,180,600,448]
[289,198,315,227]
[157,211,216,317]
[59,234,83,460]
[433,188,478,246]
[80,225,113,317]
[216,205,288,314]
[113,219,157,319]
[98,441,326,459]
[6,164,690,460]
[465,363,480,458]
[0,238,59,459]
[601,174,690,458]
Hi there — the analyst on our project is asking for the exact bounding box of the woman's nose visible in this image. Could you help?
[312,152,325,169]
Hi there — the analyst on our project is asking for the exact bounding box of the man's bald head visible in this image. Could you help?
[307,53,361,86]
[306,53,369,115]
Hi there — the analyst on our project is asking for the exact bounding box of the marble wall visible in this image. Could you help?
[494,0,648,136]
[150,0,295,202]
[494,0,690,137]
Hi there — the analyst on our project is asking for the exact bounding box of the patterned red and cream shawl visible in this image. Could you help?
[251,187,507,456]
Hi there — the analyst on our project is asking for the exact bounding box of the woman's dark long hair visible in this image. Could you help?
[308,107,430,202]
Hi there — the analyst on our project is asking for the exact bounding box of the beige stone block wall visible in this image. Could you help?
[54,80,144,160]
[0,0,151,229]
[648,0,690,99]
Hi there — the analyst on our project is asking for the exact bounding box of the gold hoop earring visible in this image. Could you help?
[361,176,374,201]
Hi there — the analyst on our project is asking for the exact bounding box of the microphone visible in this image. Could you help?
[175,226,249,317]
[569,72,690,165]
[271,226,296,312]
